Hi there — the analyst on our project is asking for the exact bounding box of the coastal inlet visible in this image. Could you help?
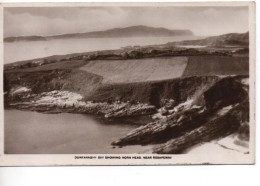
[4,31,250,154]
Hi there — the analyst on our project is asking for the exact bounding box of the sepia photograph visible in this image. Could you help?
[0,2,255,165]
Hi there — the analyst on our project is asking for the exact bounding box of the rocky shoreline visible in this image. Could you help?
[6,90,157,118]
[5,75,250,154]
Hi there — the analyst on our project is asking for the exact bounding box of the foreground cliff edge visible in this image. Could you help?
[4,32,250,154]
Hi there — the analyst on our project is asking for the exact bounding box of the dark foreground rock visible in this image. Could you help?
[153,101,248,154]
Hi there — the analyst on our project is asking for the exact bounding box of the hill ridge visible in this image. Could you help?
[4,25,194,42]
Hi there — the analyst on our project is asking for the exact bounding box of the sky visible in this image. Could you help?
[4,6,249,37]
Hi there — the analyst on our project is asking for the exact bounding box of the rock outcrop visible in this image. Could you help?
[7,90,157,118]
[153,101,248,154]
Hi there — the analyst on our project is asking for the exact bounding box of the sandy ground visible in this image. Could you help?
[184,134,249,155]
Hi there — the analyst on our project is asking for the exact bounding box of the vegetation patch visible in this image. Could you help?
[182,56,249,77]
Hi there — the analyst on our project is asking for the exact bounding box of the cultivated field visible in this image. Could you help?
[80,57,188,83]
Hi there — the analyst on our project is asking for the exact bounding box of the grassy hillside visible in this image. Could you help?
[168,32,249,47]
[182,56,249,77]
[4,58,103,97]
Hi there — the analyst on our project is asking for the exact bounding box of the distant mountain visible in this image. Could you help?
[168,32,249,47]
[4,25,193,42]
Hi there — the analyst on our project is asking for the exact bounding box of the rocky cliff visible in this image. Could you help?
[112,76,249,153]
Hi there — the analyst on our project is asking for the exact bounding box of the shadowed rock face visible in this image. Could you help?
[112,76,249,153]
[86,76,220,107]
[203,77,248,110]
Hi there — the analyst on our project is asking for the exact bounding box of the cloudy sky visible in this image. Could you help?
[4,6,248,37]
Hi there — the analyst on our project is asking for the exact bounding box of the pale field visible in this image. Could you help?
[80,57,188,83]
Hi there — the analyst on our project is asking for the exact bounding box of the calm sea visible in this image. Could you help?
[4,36,199,64]
[5,110,153,154]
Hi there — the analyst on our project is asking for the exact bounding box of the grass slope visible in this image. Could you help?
[182,56,249,77]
